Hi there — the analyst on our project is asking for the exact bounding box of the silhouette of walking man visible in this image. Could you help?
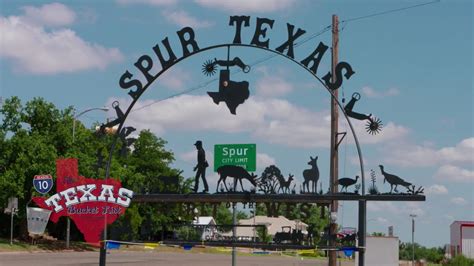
[193,140,209,193]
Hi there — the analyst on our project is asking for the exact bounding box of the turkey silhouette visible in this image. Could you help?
[33,158,128,246]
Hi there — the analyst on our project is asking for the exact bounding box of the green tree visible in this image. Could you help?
[0,97,189,242]
[399,242,444,263]
[371,232,385,236]
[443,255,474,266]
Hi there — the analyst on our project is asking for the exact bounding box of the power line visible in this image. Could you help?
[130,0,439,113]
[341,0,440,24]
[131,26,332,113]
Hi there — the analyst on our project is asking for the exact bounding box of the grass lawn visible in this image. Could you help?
[0,238,96,252]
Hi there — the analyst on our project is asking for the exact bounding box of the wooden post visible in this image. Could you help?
[329,14,339,266]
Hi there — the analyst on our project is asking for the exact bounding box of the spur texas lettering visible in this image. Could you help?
[119,15,354,99]
[33,158,134,246]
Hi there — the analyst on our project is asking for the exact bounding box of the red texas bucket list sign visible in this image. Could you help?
[33,158,134,245]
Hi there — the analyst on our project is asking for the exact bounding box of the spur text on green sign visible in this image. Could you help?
[214,144,256,172]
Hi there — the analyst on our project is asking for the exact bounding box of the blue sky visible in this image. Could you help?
[0,0,472,247]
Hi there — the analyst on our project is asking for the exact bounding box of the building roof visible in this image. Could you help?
[223,216,308,237]
[193,216,216,226]
[450,221,474,227]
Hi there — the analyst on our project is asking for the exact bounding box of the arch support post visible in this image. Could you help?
[358,200,367,266]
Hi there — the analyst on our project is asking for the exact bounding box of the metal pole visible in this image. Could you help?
[68,109,76,249]
[253,203,256,251]
[329,14,339,266]
[10,209,14,245]
[232,202,237,266]
[412,218,414,266]
[71,107,108,257]
[410,214,416,266]
[358,200,366,266]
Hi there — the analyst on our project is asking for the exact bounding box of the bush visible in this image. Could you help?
[443,255,474,266]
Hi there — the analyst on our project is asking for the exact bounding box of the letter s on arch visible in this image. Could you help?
[117,188,134,207]
[119,70,143,92]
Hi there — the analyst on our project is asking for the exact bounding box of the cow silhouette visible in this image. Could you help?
[216,165,257,192]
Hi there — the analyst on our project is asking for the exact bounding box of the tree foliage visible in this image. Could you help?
[0,96,328,243]
[399,242,445,263]
[0,97,189,241]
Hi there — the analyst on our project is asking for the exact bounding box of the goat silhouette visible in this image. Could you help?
[278,174,294,194]
[216,165,257,192]
[303,156,319,193]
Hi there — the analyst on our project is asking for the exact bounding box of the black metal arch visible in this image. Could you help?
[105,43,366,194]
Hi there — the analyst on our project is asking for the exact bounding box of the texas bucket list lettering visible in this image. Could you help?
[32,159,135,245]
[45,184,133,213]
[119,15,354,99]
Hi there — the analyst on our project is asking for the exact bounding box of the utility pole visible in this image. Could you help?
[329,14,339,266]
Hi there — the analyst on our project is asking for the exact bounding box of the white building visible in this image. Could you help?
[355,236,399,266]
[193,216,218,241]
[223,216,308,240]
[450,221,474,259]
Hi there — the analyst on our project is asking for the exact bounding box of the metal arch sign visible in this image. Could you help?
[33,175,53,194]
[118,15,355,101]
[101,15,367,198]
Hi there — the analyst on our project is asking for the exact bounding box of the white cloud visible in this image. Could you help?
[179,149,214,168]
[384,138,474,168]
[21,3,76,27]
[434,165,474,183]
[376,217,389,224]
[194,0,296,12]
[162,10,213,28]
[255,67,294,97]
[157,67,192,91]
[450,197,467,206]
[109,94,409,149]
[0,11,123,74]
[361,86,400,98]
[348,120,409,145]
[425,184,448,195]
[257,153,276,169]
[117,0,177,6]
[368,201,425,217]
[109,95,330,148]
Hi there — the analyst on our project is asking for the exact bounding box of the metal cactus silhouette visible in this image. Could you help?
[204,57,251,115]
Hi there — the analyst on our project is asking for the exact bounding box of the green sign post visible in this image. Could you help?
[214,144,256,172]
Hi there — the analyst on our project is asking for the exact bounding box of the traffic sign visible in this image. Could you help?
[214,144,256,172]
[33,175,53,194]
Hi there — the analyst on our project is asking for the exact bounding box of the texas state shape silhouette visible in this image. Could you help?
[33,158,127,246]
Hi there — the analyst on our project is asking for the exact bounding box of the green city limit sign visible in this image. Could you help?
[214,144,256,172]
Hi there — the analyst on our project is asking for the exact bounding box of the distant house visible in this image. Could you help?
[450,221,474,259]
[193,216,217,241]
[223,215,308,241]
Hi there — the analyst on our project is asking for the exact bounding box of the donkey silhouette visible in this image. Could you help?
[302,156,319,193]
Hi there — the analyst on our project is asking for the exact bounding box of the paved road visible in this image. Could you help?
[0,251,355,266]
